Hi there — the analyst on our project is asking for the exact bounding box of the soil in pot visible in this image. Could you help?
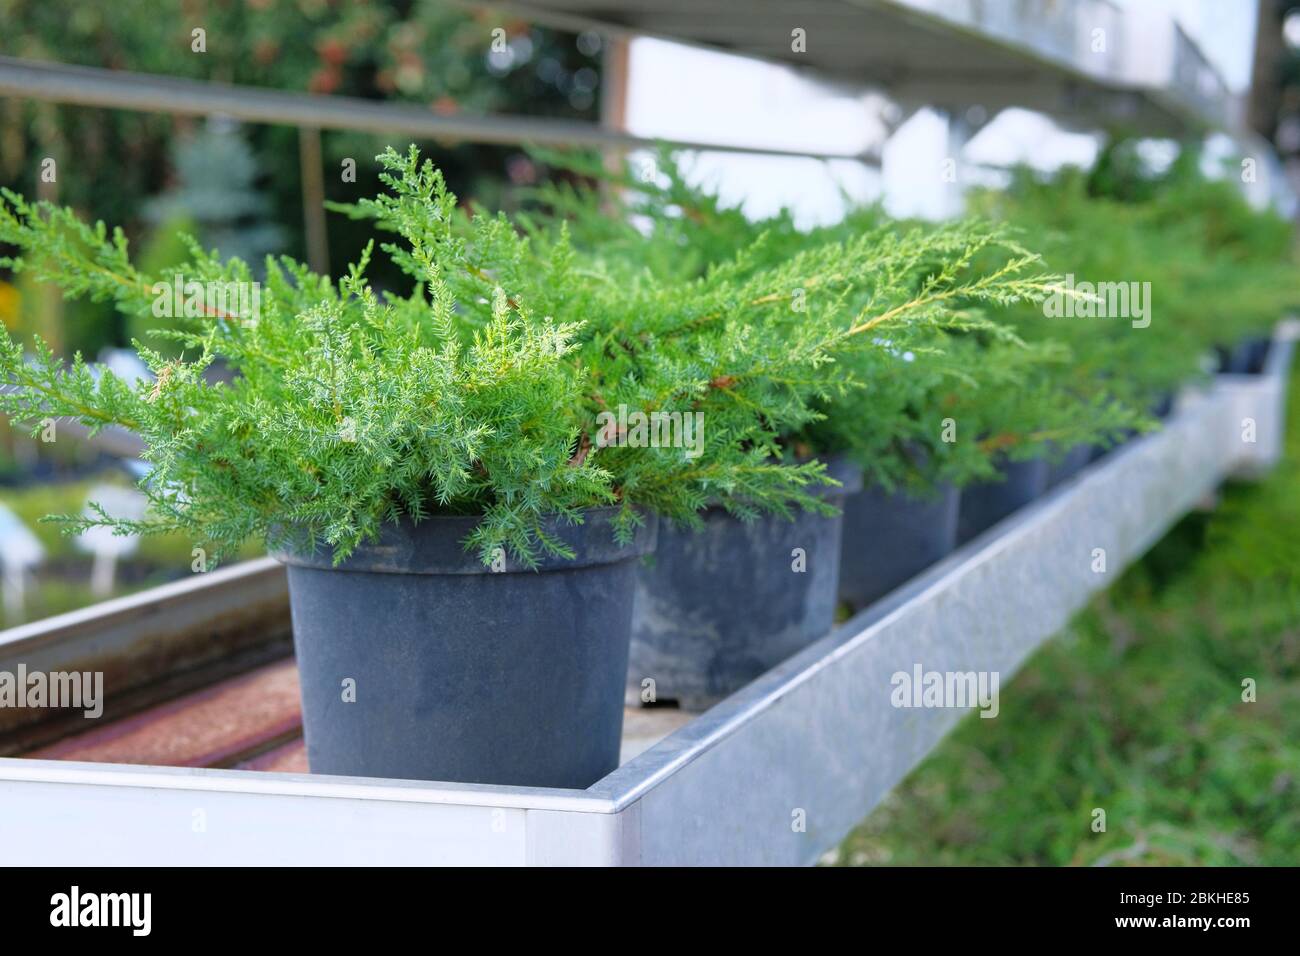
[627,458,862,711]
[837,481,959,611]
[956,455,1048,544]
[276,508,657,789]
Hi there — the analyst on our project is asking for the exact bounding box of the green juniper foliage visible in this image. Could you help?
[0,146,1066,565]
[519,148,1137,491]
[347,148,1079,494]
[972,153,1300,411]
[0,183,634,567]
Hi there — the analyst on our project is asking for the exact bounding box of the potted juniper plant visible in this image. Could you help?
[808,330,992,609]
[342,150,859,710]
[514,151,1074,706]
[0,150,864,787]
[947,335,1135,543]
[0,181,660,788]
[785,226,1129,605]
[971,155,1299,447]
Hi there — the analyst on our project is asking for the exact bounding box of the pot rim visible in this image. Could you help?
[680,455,862,524]
[273,505,657,576]
[822,454,865,495]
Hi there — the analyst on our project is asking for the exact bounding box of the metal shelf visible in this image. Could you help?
[479,0,1240,134]
[0,328,1291,865]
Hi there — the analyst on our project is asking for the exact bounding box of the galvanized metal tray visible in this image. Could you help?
[0,329,1293,865]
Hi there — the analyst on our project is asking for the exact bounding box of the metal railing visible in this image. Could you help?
[0,55,879,164]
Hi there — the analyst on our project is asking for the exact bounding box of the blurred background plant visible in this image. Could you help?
[0,0,603,357]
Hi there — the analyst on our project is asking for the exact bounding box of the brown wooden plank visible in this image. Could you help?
[28,658,301,768]
[24,655,690,778]
[0,638,292,758]
[0,558,291,746]
[238,738,309,773]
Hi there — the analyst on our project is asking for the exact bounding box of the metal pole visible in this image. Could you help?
[599,35,633,202]
[0,56,879,165]
[297,127,330,275]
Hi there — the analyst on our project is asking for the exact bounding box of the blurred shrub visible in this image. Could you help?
[0,0,603,353]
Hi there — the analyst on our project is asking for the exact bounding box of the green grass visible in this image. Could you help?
[833,358,1300,866]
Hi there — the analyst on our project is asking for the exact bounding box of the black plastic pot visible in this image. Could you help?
[1045,443,1092,489]
[1242,336,1272,375]
[1105,390,1177,459]
[276,508,657,788]
[627,459,862,710]
[837,481,959,610]
[1229,341,1254,373]
[1214,344,1234,374]
[1248,338,1268,374]
[1219,337,1271,375]
[956,455,1048,544]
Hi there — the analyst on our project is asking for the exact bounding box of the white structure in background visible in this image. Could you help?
[0,503,44,622]
[621,0,1279,221]
[97,347,153,385]
[621,38,883,227]
[75,484,146,598]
